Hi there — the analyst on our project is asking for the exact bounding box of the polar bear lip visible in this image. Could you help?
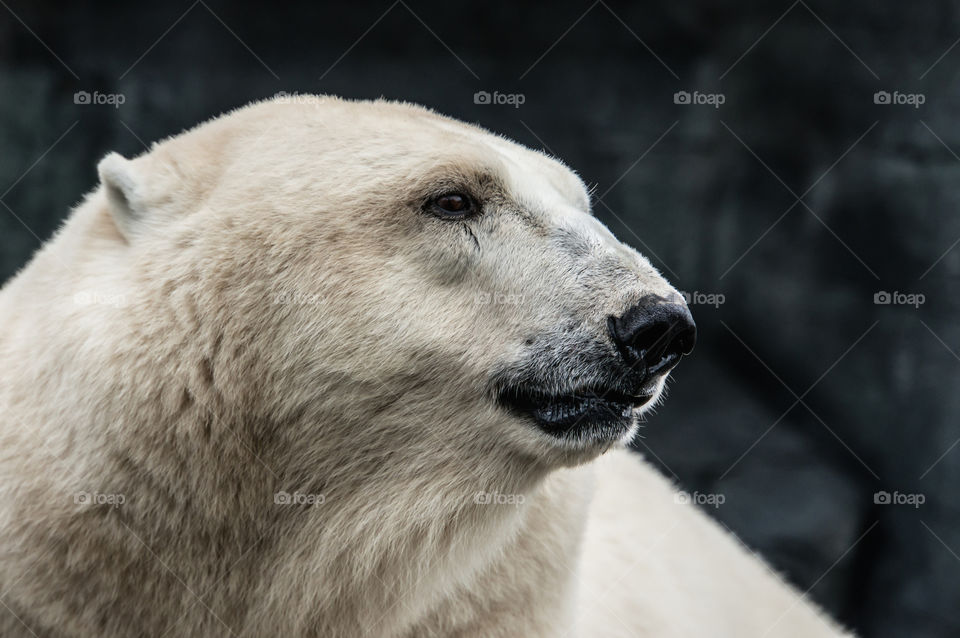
[498,386,653,439]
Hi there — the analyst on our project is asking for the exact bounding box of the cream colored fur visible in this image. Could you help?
[0,96,852,637]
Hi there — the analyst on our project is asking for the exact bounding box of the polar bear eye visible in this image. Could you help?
[431,193,476,218]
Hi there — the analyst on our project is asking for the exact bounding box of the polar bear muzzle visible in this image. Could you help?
[497,294,695,442]
[607,294,696,374]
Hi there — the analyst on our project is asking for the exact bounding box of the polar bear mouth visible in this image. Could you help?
[498,386,654,438]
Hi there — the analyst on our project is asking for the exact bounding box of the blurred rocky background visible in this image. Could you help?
[1,1,958,635]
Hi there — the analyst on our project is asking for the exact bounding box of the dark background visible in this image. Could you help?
[1,1,958,636]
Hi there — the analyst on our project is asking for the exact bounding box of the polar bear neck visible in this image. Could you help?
[0,198,595,636]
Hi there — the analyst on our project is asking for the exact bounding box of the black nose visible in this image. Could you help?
[607,295,696,375]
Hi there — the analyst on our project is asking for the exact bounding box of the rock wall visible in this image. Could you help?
[1,1,958,634]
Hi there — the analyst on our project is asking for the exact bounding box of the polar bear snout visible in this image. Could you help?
[607,294,696,380]
[494,292,695,445]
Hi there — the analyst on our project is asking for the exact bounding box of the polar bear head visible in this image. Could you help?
[93,96,694,473]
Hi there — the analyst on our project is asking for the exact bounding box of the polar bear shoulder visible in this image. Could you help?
[576,449,854,638]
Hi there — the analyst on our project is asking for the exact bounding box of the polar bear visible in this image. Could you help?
[0,96,852,637]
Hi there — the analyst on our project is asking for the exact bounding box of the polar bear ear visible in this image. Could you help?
[97,152,144,239]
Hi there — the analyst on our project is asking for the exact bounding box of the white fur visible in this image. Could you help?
[0,96,853,637]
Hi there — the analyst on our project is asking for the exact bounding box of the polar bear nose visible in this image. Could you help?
[607,296,696,375]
